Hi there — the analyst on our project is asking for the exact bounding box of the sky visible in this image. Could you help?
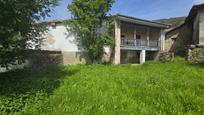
[45,0,204,21]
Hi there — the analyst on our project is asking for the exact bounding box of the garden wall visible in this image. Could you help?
[27,50,63,68]
[0,49,113,73]
[186,45,204,62]
[154,51,174,62]
[0,50,63,72]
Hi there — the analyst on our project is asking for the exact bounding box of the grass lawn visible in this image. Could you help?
[0,58,204,114]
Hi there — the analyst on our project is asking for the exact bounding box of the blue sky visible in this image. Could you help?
[46,0,204,21]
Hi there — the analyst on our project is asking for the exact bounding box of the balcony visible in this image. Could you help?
[120,39,160,51]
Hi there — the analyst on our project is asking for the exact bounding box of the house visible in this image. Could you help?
[113,15,170,64]
[40,14,169,65]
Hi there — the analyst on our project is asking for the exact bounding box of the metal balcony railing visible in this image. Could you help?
[121,39,159,49]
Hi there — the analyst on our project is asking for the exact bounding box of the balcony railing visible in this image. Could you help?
[121,39,160,49]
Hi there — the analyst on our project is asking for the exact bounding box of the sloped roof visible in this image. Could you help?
[185,3,204,24]
[115,14,170,29]
[34,14,170,29]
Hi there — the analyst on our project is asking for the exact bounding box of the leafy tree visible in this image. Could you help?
[0,0,58,68]
[67,0,115,63]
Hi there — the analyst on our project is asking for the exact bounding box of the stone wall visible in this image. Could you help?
[154,51,174,62]
[27,50,63,68]
[0,50,63,72]
[186,45,204,62]
[1,47,114,73]
[165,24,193,55]
[61,52,88,65]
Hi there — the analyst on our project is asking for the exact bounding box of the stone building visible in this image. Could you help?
[165,4,204,62]
[165,3,204,58]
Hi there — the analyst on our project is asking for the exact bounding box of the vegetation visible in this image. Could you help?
[0,0,58,68]
[0,58,204,114]
[67,0,115,63]
[155,16,186,27]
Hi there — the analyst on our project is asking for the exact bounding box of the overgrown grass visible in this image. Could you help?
[0,58,204,114]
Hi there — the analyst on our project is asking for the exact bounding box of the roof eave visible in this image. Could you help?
[116,15,170,29]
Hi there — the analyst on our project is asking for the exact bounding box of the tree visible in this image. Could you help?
[67,0,115,63]
[0,0,58,68]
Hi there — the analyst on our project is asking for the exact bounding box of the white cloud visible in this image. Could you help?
[194,0,204,5]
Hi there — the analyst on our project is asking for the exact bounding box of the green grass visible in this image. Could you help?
[0,58,204,114]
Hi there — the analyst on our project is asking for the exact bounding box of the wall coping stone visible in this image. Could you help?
[186,44,204,49]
